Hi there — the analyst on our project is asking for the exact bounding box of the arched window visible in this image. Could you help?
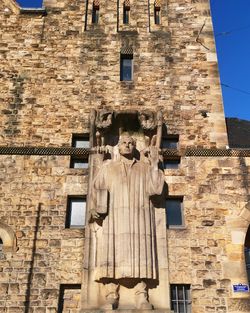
[244,225,250,283]
[0,222,16,253]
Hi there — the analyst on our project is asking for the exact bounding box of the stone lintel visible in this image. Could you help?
[19,8,47,15]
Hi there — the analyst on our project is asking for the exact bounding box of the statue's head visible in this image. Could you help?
[118,135,136,158]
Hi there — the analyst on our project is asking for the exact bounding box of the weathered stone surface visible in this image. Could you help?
[0,0,249,312]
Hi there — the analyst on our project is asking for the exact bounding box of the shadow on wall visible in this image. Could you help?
[24,203,42,313]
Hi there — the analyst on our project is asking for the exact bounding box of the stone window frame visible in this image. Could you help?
[85,0,101,31]
[165,196,185,229]
[58,284,81,313]
[118,0,136,31]
[65,196,87,229]
[149,0,168,32]
[0,221,17,253]
[70,133,89,169]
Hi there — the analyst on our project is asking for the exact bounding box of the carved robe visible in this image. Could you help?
[93,158,164,281]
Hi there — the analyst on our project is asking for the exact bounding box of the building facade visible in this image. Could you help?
[0,0,250,312]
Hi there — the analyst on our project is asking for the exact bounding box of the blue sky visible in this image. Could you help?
[16,0,250,120]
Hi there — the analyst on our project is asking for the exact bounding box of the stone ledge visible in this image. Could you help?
[20,8,47,15]
[0,146,249,157]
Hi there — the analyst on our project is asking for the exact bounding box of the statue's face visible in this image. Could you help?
[118,136,135,157]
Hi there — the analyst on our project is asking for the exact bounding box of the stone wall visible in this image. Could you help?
[0,0,227,148]
[0,0,249,313]
[0,155,86,312]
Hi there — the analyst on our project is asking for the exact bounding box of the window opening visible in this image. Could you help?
[120,54,133,81]
[70,159,88,169]
[166,197,184,228]
[164,158,180,170]
[70,134,89,169]
[58,284,81,313]
[66,197,86,228]
[154,4,161,25]
[72,134,89,148]
[123,1,130,24]
[161,136,179,149]
[92,2,100,24]
[170,284,191,313]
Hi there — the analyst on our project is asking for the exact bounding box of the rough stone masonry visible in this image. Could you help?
[0,0,249,313]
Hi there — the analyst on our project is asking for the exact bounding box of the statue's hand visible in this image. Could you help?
[90,209,100,219]
[149,146,159,168]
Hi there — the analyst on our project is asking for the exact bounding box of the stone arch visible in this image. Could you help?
[0,221,16,252]
[244,225,250,284]
[221,203,250,298]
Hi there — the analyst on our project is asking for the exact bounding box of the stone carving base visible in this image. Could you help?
[79,309,174,313]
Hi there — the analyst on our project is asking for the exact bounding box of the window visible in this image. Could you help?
[166,197,184,228]
[164,159,180,170]
[66,197,86,228]
[120,54,133,81]
[58,284,81,313]
[70,158,88,169]
[161,136,179,149]
[70,134,89,169]
[170,284,191,313]
[92,2,99,24]
[123,2,130,24]
[154,4,161,24]
[72,134,89,149]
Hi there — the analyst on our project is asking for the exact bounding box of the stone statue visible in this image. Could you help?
[90,135,165,309]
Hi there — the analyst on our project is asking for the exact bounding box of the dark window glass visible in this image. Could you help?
[164,159,180,169]
[72,135,89,148]
[161,137,179,149]
[92,5,99,24]
[123,4,130,24]
[58,284,81,313]
[120,54,133,81]
[66,197,86,228]
[70,158,88,169]
[154,6,160,24]
[70,134,89,168]
[166,198,184,227]
[170,284,191,313]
